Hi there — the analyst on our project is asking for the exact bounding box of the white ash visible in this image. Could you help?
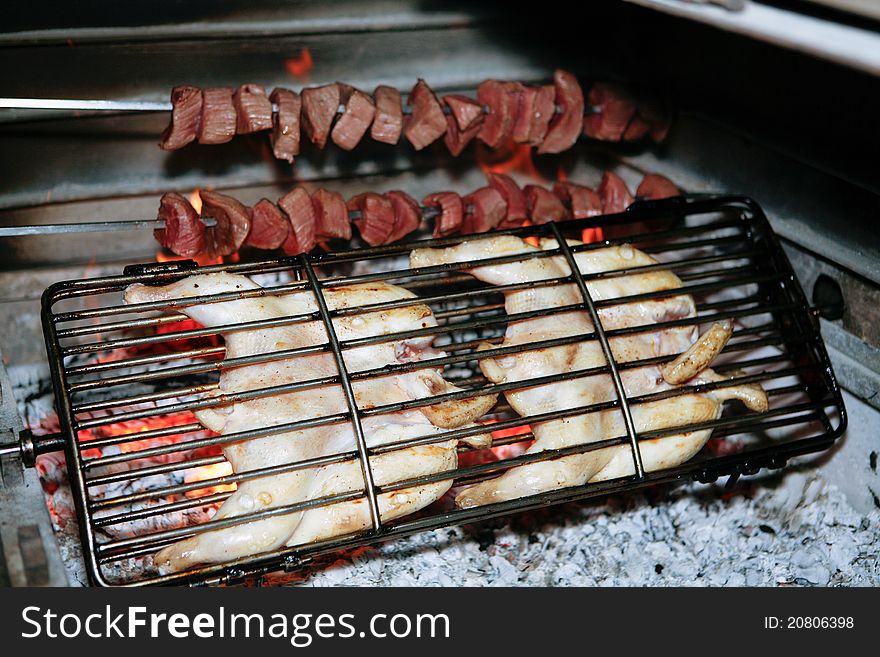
[275,471,879,588]
[29,437,880,587]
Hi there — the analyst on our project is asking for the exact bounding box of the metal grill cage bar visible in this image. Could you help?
[39,195,846,586]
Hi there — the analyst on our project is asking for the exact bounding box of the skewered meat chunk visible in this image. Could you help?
[157,74,674,158]
[311,188,351,240]
[622,114,650,141]
[349,192,394,246]
[525,184,568,224]
[539,70,584,154]
[154,192,205,256]
[234,83,273,134]
[269,88,301,163]
[443,106,483,156]
[371,85,403,144]
[553,181,602,219]
[198,88,237,145]
[126,275,493,572]
[598,171,634,213]
[278,187,317,255]
[443,94,484,132]
[582,82,637,142]
[637,174,680,200]
[302,83,341,149]
[245,199,289,250]
[199,190,251,257]
[404,79,447,150]
[463,186,507,234]
[512,84,555,145]
[477,80,522,148]
[410,236,767,508]
[649,118,671,143]
[487,173,527,228]
[423,192,464,237]
[385,191,422,243]
[443,90,486,156]
[583,83,671,144]
[637,98,672,143]
[160,85,203,150]
[331,87,376,151]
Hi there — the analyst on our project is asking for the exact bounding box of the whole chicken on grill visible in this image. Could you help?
[409,235,767,508]
[124,273,495,573]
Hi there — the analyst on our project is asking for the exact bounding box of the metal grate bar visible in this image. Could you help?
[51,217,748,327]
[82,363,817,498]
[91,396,832,563]
[68,298,795,439]
[77,328,792,471]
[37,194,846,586]
[299,254,383,535]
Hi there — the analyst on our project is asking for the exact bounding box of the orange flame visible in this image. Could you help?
[476,141,542,181]
[184,461,236,498]
[155,250,237,267]
[285,47,314,81]
[189,188,203,214]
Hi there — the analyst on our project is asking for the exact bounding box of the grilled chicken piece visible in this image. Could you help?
[660,320,732,385]
[409,236,767,508]
[124,274,494,573]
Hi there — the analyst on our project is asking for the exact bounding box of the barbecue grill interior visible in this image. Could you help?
[0,0,877,587]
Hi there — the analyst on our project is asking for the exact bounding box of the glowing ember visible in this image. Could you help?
[75,411,215,457]
[581,227,604,243]
[285,47,314,81]
[490,423,532,441]
[486,420,534,461]
[38,409,230,537]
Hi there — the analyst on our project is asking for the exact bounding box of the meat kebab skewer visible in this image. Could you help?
[0,172,682,263]
[149,172,678,258]
[1,70,672,162]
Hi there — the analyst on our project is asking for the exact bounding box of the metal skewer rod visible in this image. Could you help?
[0,98,464,117]
[0,218,216,237]
[0,97,598,116]
[0,98,174,112]
[0,207,447,237]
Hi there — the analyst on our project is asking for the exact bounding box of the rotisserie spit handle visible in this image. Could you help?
[0,429,65,468]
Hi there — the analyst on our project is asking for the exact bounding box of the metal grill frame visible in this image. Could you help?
[39,194,847,587]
